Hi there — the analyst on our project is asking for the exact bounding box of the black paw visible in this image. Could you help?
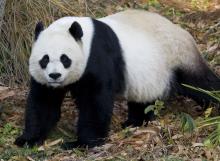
[14,135,44,147]
[121,120,143,128]
[14,135,27,147]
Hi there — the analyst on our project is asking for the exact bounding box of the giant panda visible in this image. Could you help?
[15,9,220,149]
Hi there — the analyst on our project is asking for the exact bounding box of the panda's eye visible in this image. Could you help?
[60,54,71,68]
[39,54,49,69]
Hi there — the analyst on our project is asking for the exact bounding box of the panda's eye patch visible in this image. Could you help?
[39,54,49,69]
[60,54,71,68]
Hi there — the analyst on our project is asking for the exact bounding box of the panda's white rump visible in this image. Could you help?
[100,10,201,102]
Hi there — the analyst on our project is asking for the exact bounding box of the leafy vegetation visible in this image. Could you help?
[180,112,196,133]
[181,85,220,148]
[0,123,19,145]
[183,84,220,102]
[145,100,165,117]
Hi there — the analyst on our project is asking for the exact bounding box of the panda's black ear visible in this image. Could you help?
[69,21,83,41]
[34,21,44,41]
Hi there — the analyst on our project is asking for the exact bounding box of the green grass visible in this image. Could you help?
[0,123,20,146]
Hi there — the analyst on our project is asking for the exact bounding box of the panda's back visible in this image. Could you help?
[99,10,201,102]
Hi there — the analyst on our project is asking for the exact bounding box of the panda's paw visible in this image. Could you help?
[121,119,143,128]
[14,135,27,147]
[14,135,44,147]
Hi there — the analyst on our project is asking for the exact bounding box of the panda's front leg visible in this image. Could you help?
[62,85,114,149]
[15,78,66,147]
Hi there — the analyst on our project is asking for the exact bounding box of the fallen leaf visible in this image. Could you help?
[135,140,144,145]
[45,138,63,147]
[192,142,204,147]
[27,156,35,161]
[133,127,160,136]
[38,146,45,151]
[172,134,183,139]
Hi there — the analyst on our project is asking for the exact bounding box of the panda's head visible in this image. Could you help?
[29,20,86,88]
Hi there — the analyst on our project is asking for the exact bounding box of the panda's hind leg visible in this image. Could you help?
[122,102,155,128]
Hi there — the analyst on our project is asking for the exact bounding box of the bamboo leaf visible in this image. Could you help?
[144,105,155,114]
[180,112,196,133]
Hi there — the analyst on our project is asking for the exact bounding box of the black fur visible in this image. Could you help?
[39,54,49,69]
[14,78,66,147]
[69,21,83,41]
[174,63,220,107]
[60,54,72,68]
[35,22,44,41]
[122,102,155,128]
[15,18,125,148]
[62,19,126,149]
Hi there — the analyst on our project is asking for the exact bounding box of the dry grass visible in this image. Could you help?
[0,0,131,86]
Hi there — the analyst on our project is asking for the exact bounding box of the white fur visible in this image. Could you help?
[99,10,201,102]
[29,17,94,87]
[30,10,201,103]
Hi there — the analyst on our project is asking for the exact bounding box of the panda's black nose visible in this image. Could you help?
[49,73,61,80]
